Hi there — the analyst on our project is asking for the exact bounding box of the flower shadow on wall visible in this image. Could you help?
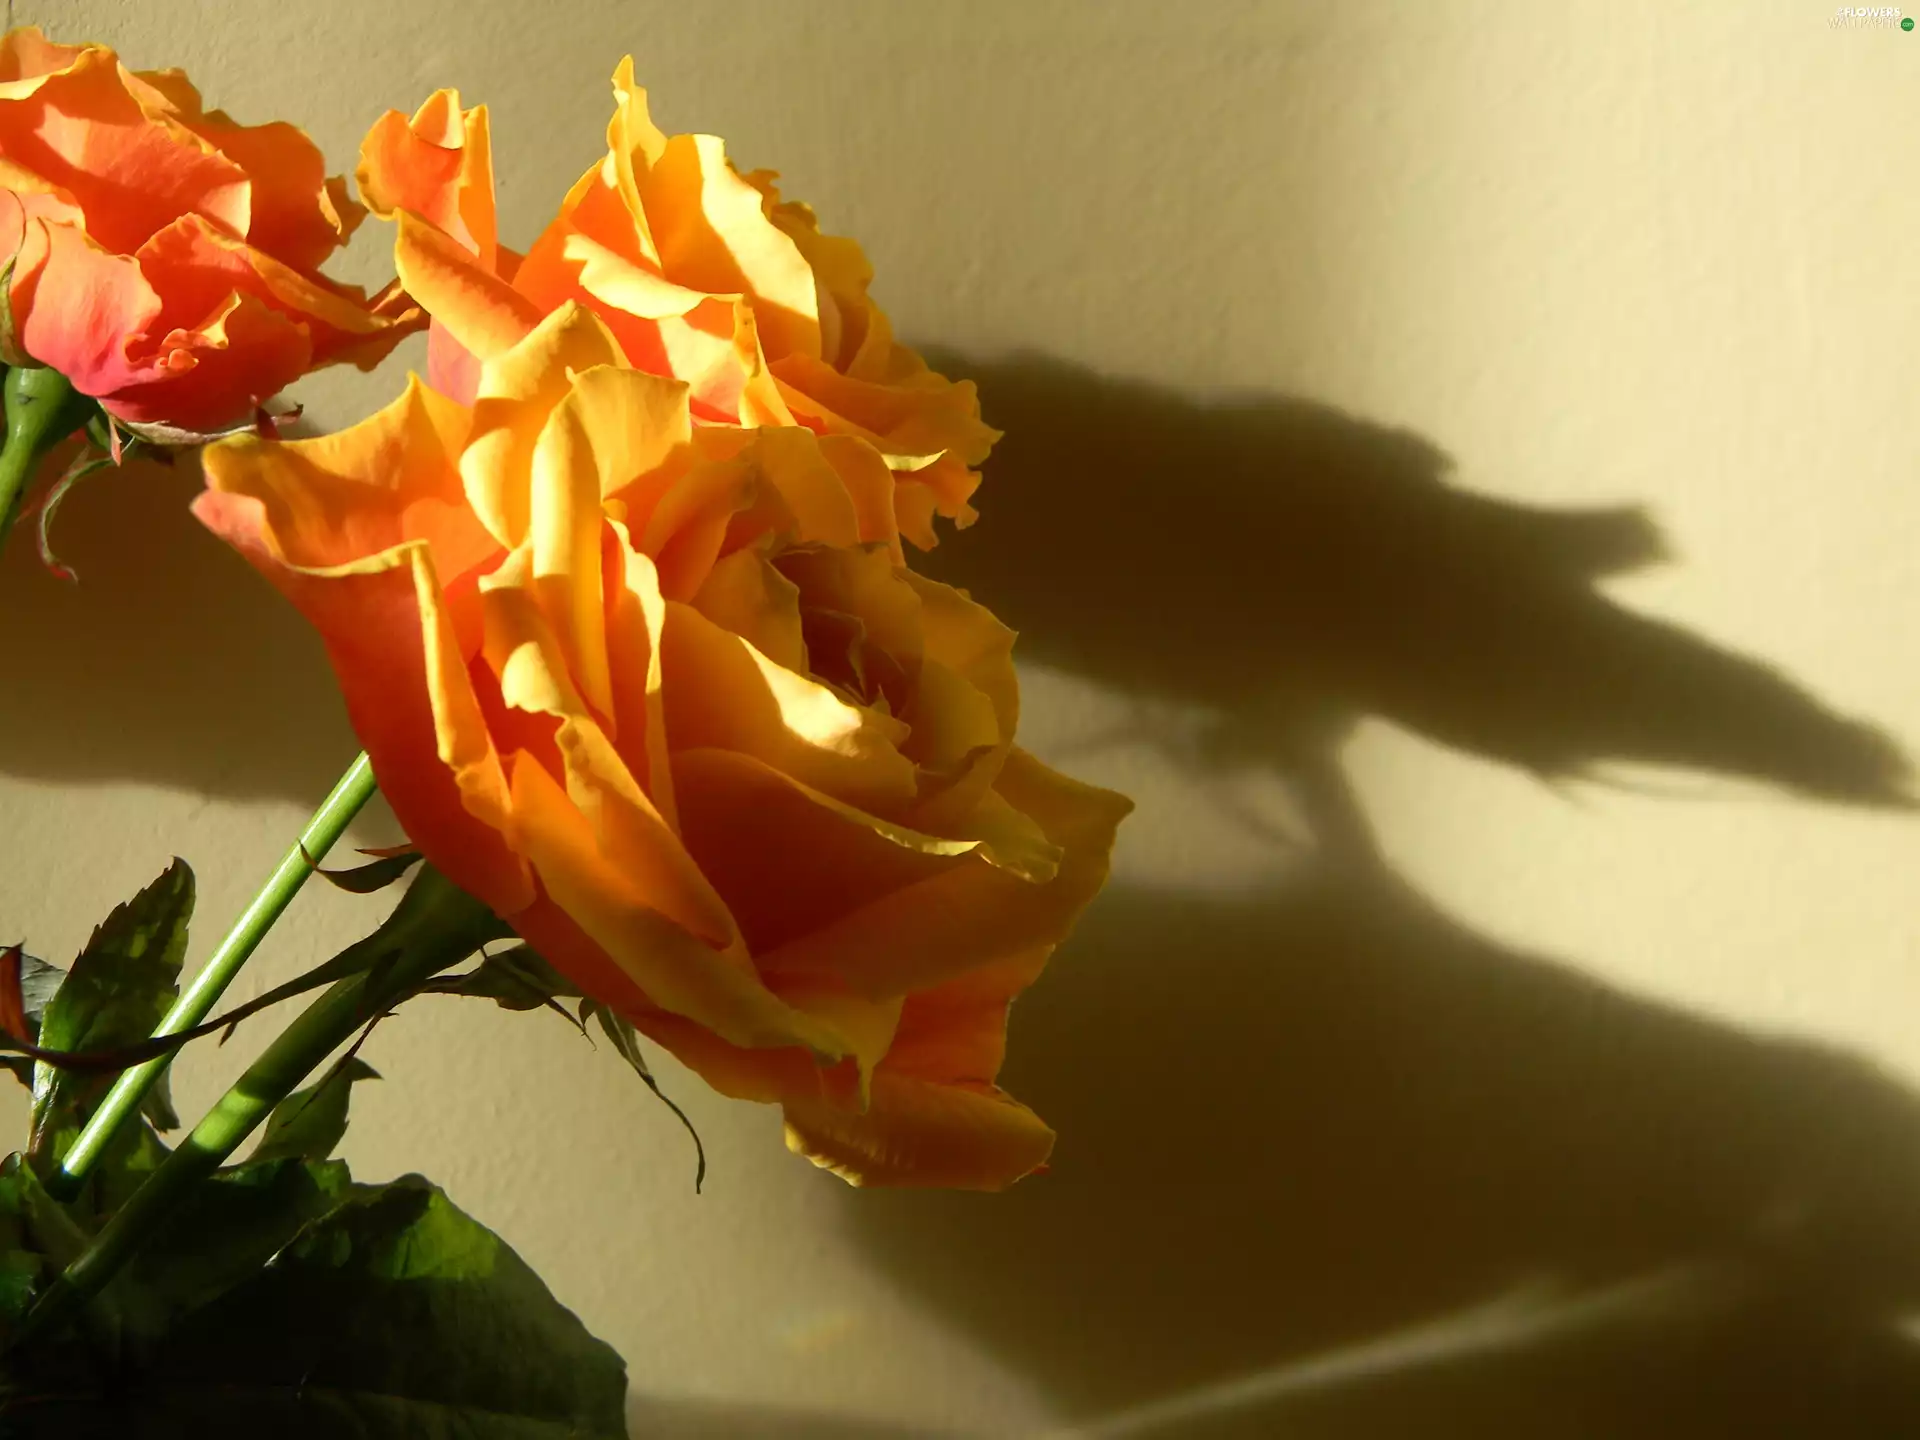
[2,354,1919,1438]
[833,352,1920,1439]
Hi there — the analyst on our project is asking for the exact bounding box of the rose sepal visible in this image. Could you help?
[0,366,95,556]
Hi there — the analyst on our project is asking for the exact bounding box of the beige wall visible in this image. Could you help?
[5,2,1920,1434]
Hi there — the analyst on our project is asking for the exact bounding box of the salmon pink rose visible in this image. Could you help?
[193,303,1128,1189]
[356,61,997,550]
[0,28,417,432]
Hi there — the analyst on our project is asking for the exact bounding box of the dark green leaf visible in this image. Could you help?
[300,844,423,894]
[430,945,582,1014]
[31,862,194,1163]
[14,956,65,1036]
[0,1155,346,1344]
[124,1176,628,1437]
[0,1156,352,1430]
[0,1168,627,1437]
[106,1157,351,1335]
[249,1059,379,1168]
[80,1117,171,1225]
[0,1154,111,1417]
[137,1081,178,1136]
[0,1248,37,1335]
[0,1155,86,1330]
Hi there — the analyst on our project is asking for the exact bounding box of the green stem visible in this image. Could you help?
[20,866,505,1346]
[48,753,379,1200]
[0,367,93,556]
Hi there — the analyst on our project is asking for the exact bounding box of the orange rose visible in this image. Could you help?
[356,60,998,550]
[0,28,416,432]
[193,304,1128,1189]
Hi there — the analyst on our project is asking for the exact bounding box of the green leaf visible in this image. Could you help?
[249,1059,379,1168]
[107,1157,351,1335]
[79,1117,172,1228]
[301,844,423,894]
[0,1156,354,1428]
[0,1155,86,1330]
[0,1156,347,1342]
[132,1176,627,1436]
[0,1168,627,1436]
[0,1152,112,1413]
[30,862,193,1164]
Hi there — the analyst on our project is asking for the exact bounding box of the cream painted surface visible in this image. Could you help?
[4,2,1919,1435]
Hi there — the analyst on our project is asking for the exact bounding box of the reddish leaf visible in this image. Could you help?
[0,943,28,1042]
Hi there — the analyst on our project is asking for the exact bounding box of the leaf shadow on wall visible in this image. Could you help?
[0,451,360,806]
[833,353,1920,1439]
